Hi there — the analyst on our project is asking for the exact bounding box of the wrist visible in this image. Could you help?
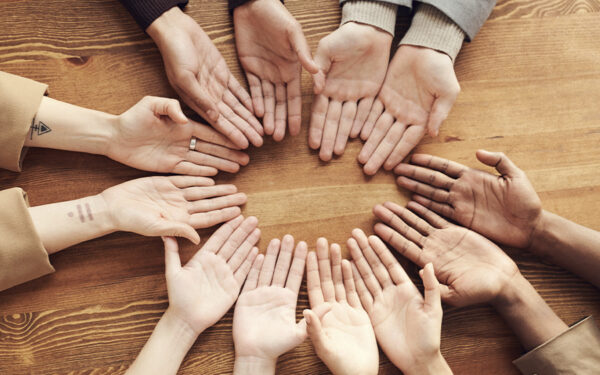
[161,307,201,348]
[528,210,554,256]
[147,6,186,47]
[233,355,277,375]
[405,351,452,375]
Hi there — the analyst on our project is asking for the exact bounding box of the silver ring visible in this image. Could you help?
[189,137,197,150]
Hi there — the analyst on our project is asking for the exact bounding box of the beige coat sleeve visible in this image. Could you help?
[513,316,600,374]
[0,187,54,291]
[0,71,48,172]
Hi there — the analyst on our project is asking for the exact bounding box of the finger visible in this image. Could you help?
[358,111,394,165]
[189,206,242,228]
[295,303,332,343]
[308,94,329,150]
[246,73,264,118]
[262,80,276,136]
[258,238,281,287]
[476,150,522,178]
[363,121,406,176]
[350,97,374,138]
[351,261,374,312]
[287,77,302,136]
[360,98,384,141]
[438,283,462,306]
[273,83,287,142]
[188,192,247,213]
[169,175,215,188]
[228,228,261,272]
[407,200,450,229]
[228,74,254,113]
[374,223,424,267]
[368,235,409,284]
[393,163,455,190]
[149,97,187,125]
[272,234,295,287]
[306,251,324,307]
[407,154,466,178]
[201,215,244,253]
[373,203,429,247]
[411,195,455,223]
[242,252,264,293]
[303,309,328,352]
[316,238,335,302]
[163,236,181,276]
[286,241,308,294]
[289,25,319,74]
[194,141,249,166]
[347,238,382,296]
[382,125,427,171]
[213,216,259,260]
[218,97,264,146]
[192,121,242,149]
[319,100,342,162]
[342,259,361,308]
[186,150,242,173]
[172,161,218,176]
[212,115,250,150]
[351,228,392,288]
[174,73,219,122]
[333,101,358,156]
[330,243,346,302]
[156,220,200,245]
[396,176,451,204]
[427,94,457,137]
[234,247,259,285]
[421,263,442,312]
[383,201,434,236]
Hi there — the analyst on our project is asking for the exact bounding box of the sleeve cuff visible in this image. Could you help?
[513,316,600,375]
[119,0,188,31]
[341,0,398,36]
[0,188,54,292]
[0,71,48,172]
[399,3,465,62]
[229,0,283,12]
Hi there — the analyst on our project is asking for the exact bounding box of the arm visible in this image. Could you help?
[420,0,496,42]
[118,0,188,30]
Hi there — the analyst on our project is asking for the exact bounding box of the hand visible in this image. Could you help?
[358,45,460,175]
[348,229,452,375]
[163,216,261,335]
[100,175,247,244]
[304,238,378,375]
[394,151,543,249]
[108,96,250,175]
[147,7,263,149]
[309,22,392,161]
[233,235,327,374]
[373,201,520,307]
[234,0,318,141]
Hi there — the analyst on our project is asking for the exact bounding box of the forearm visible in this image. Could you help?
[24,96,114,156]
[126,308,198,375]
[492,273,568,351]
[233,356,277,375]
[147,6,185,48]
[340,0,398,36]
[530,210,600,288]
[28,194,116,254]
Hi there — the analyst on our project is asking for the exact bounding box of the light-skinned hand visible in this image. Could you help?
[373,201,519,307]
[310,22,392,161]
[394,151,543,249]
[100,176,247,244]
[304,238,379,375]
[107,96,250,176]
[147,7,263,149]
[359,45,460,175]
[163,216,260,335]
[234,0,318,141]
[348,229,452,375]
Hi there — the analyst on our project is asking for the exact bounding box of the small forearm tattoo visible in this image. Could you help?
[29,118,52,140]
[68,203,94,223]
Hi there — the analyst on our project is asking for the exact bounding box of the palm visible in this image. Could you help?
[233,287,303,358]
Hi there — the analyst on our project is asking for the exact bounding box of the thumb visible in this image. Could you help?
[296,303,332,340]
[426,95,456,137]
[152,97,188,125]
[163,236,182,276]
[157,219,201,245]
[476,150,521,178]
[312,40,332,95]
[288,25,319,74]
[420,263,442,313]
[303,309,328,351]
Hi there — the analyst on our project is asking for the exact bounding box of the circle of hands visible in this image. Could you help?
[94,3,547,374]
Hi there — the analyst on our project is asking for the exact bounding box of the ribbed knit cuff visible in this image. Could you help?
[400,3,465,62]
[341,1,398,36]
[229,0,284,11]
[119,0,188,30]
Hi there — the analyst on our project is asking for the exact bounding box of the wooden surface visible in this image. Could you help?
[1,0,599,374]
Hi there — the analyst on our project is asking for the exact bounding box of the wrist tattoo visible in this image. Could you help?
[29,118,52,140]
[68,203,94,223]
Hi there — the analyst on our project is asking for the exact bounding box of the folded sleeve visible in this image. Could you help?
[400,4,465,62]
[229,0,283,11]
[0,188,54,292]
[513,316,600,375]
[0,71,48,172]
[118,0,188,30]
[340,0,399,36]
[417,0,496,41]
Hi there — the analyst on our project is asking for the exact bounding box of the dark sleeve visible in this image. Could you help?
[228,0,283,11]
[119,0,189,30]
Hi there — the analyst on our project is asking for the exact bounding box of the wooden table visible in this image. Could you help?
[1,0,599,373]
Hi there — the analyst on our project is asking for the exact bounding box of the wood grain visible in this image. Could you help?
[1,0,599,374]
